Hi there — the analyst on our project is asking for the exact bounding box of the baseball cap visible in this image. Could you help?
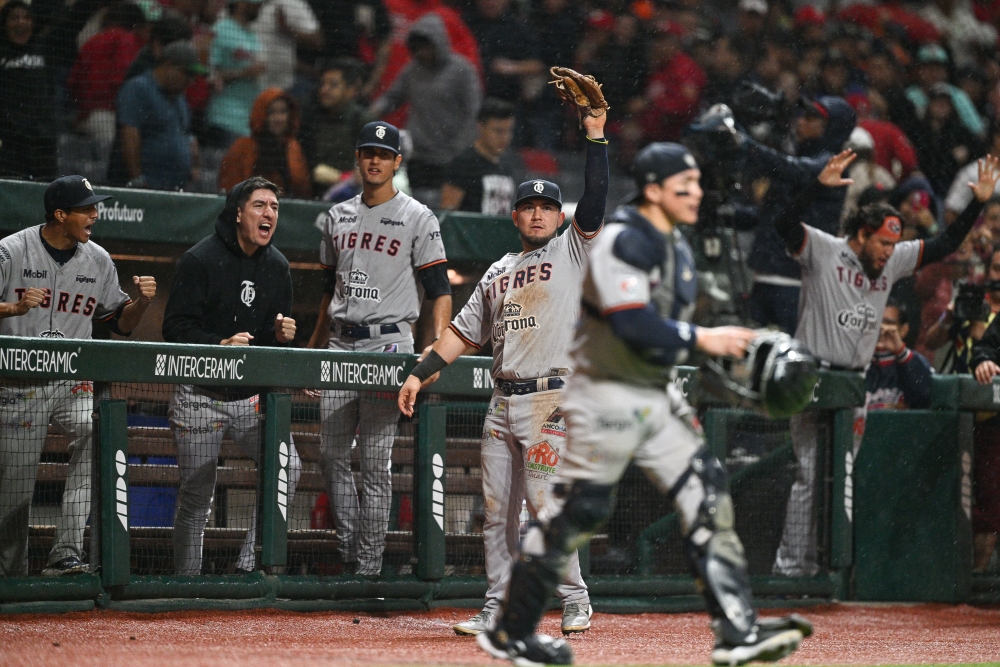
[633,143,699,190]
[927,82,952,99]
[514,180,562,210]
[44,175,113,217]
[738,0,768,15]
[161,40,208,75]
[357,121,401,155]
[917,43,949,65]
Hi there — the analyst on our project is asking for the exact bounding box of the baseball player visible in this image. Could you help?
[476,143,813,667]
[307,121,452,577]
[162,176,302,575]
[0,175,156,576]
[773,151,1000,577]
[399,111,609,636]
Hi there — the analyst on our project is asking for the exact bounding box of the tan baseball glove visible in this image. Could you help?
[548,66,609,127]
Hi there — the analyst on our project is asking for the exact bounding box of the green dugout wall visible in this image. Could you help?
[0,335,992,612]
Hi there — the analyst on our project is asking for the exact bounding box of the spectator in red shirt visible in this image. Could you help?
[67,3,148,164]
[847,92,920,181]
[630,21,705,144]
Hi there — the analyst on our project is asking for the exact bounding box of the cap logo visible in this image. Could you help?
[684,154,696,168]
[533,181,544,193]
[82,178,93,192]
[375,125,386,139]
[646,171,658,183]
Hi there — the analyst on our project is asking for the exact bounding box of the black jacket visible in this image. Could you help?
[745,95,856,279]
[163,179,292,347]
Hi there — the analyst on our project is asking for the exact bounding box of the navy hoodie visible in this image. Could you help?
[746,96,856,279]
[163,179,292,348]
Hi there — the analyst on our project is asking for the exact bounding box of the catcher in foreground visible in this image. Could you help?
[549,66,608,127]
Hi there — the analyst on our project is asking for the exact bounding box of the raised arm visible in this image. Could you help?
[775,149,856,254]
[572,112,608,236]
[921,155,1000,267]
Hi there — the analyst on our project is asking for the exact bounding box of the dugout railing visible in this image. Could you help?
[2,334,983,614]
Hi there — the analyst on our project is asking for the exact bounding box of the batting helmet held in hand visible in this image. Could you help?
[701,331,819,418]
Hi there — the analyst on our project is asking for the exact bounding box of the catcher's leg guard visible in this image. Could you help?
[674,447,757,645]
[499,481,616,641]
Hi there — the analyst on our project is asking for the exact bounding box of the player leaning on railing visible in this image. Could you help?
[0,176,156,576]
[162,176,302,575]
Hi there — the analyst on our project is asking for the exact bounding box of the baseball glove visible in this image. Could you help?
[548,66,609,127]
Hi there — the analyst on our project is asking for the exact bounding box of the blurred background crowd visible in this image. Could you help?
[5,0,1000,366]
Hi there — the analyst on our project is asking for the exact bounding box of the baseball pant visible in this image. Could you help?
[320,332,412,576]
[481,388,589,613]
[0,380,93,576]
[170,385,302,575]
[558,374,709,545]
[773,405,866,576]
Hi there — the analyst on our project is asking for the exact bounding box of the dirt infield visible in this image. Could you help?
[1,603,999,666]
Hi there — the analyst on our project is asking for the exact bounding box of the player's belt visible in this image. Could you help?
[497,376,565,396]
[338,323,401,339]
[818,360,864,372]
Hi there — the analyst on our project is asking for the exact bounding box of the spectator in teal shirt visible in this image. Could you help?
[205,0,265,148]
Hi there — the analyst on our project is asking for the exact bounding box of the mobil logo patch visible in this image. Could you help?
[525,441,559,475]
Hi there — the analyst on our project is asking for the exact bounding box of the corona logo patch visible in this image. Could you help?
[432,453,444,530]
[503,302,523,318]
[277,441,289,520]
[525,441,559,475]
[115,449,128,530]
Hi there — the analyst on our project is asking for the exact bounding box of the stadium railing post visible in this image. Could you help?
[415,403,446,580]
[98,399,130,587]
[829,408,854,575]
[260,393,291,569]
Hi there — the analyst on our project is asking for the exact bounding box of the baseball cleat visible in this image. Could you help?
[710,620,804,666]
[561,603,592,635]
[477,629,573,667]
[757,614,813,639]
[42,556,88,576]
[454,610,495,636]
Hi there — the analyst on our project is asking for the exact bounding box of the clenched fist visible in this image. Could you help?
[16,287,46,315]
[275,313,296,343]
[133,275,156,302]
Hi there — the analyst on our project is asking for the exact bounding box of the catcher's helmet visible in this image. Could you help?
[701,331,819,418]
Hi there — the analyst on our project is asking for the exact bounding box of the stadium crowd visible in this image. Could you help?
[2,0,1000,579]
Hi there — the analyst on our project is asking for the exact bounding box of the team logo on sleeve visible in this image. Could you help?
[345,269,381,302]
[240,280,256,306]
[492,302,539,343]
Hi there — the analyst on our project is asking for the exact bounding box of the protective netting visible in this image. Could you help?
[6,377,831,580]
[2,379,95,576]
[592,408,828,577]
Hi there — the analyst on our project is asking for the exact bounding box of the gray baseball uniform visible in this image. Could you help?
[318,190,446,576]
[0,225,130,575]
[775,224,921,576]
[450,221,598,613]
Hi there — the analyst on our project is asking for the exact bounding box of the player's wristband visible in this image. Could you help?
[410,350,448,382]
[585,136,608,144]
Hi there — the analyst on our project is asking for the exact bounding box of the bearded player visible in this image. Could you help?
[773,150,1000,577]
[399,107,608,636]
